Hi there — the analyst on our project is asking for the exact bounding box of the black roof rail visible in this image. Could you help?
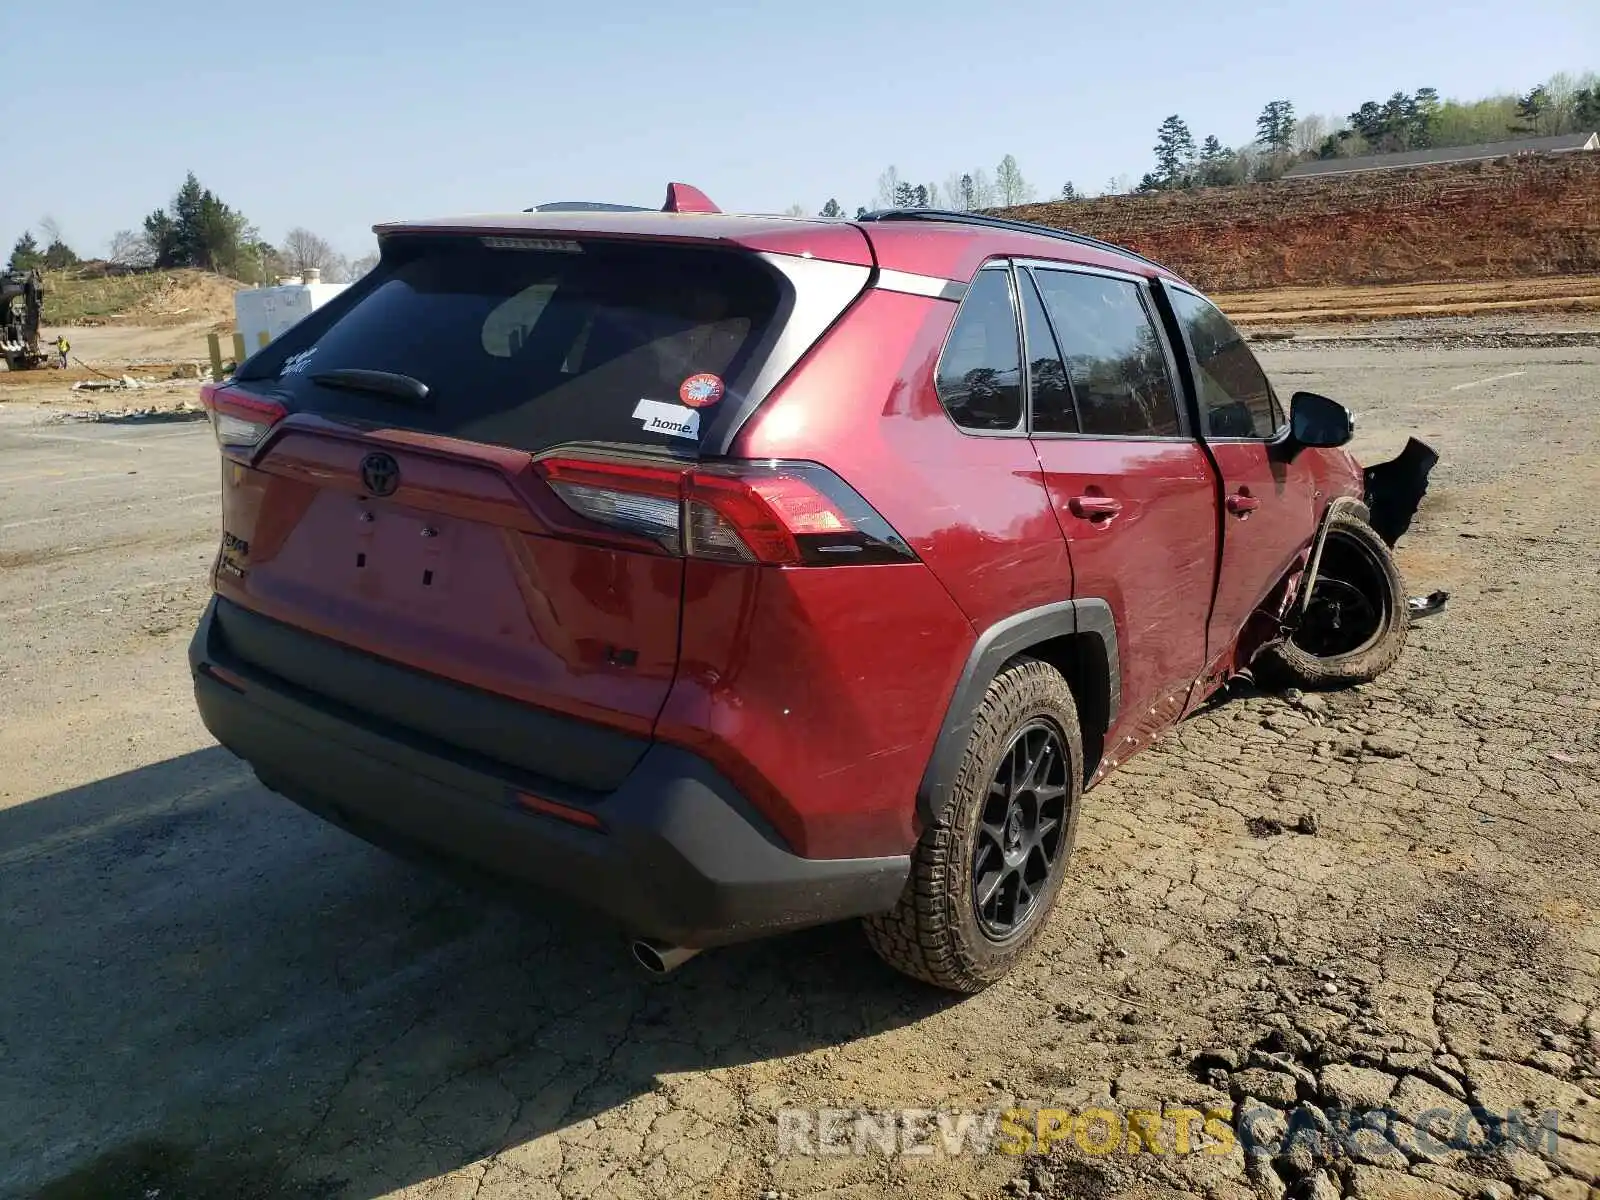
[854,208,1170,274]
[524,201,650,213]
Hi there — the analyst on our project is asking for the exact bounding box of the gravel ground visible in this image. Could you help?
[1,340,1597,1200]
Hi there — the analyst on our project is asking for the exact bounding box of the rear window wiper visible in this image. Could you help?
[308,369,431,405]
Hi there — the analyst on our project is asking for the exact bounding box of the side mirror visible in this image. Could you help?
[1290,391,1355,448]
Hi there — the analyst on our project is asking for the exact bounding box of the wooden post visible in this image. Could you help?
[258,330,271,349]
[206,333,223,380]
[231,333,247,365]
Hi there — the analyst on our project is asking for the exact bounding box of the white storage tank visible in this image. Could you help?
[235,269,349,350]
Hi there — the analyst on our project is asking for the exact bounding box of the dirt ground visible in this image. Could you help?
[41,268,242,330]
[22,319,221,370]
[1214,276,1600,326]
[1,329,1598,1200]
[1008,155,1600,293]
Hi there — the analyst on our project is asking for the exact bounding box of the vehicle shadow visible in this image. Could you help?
[1,748,952,1200]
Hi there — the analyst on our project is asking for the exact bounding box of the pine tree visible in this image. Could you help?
[1412,87,1441,148]
[1060,181,1079,201]
[819,199,843,218]
[1575,87,1600,129]
[1153,116,1196,187]
[1255,100,1296,155]
[1510,85,1550,135]
[1382,93,1417,146]
[1348,101,1386,144]
[8,231,42,272]
[143,172,255,275]
[42,239,79,269]
[1198,136,1231,185]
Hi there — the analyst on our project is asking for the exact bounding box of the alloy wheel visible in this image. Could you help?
[972,720,1069,941]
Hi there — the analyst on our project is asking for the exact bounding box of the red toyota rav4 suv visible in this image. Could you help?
[190,189,1432,992]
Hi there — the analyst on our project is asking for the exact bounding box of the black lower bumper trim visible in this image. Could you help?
[189,599,909,947]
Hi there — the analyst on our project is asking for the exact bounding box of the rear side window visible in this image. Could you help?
[1169,289,1281,439]
[1019,272,1076,434]
[935,268,1022,431]
[1032,270,1181,437]
[262,240,781,455]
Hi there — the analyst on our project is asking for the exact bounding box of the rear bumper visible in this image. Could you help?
[189,598,908,948]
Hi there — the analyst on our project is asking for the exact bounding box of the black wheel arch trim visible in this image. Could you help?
[917,599,1119,827]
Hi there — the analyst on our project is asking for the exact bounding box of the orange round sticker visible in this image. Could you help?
[679,373,725,408]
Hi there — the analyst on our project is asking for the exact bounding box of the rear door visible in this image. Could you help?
[1023,263,1220,763]
[1159,285,1320,682]
[209,235,832,787]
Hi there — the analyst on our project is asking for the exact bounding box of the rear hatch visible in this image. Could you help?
[203,230,868,791]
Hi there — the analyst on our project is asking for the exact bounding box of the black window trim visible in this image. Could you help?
[1015,265,1078,436]
[1157,279,1290,445]
[1018,259,1195,444]
[931,260,1028,438]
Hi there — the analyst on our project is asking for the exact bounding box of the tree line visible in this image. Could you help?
[790,70,1600,211]
[801,155,1046,225]
[6,171,372,284]
[1132,70,1600,193]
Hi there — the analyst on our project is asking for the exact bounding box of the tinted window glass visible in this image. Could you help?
[935,269,1022,431]
[1032,271,1180,437]
[1020,272,1076,434]
[1169,289,1279,439]
[264,239,780,455]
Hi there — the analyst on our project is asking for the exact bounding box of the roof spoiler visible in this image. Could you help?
[524,183,721,216]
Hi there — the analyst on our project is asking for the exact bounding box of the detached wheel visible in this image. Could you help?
[1261,512,1408,688]
[865,657,1082,992]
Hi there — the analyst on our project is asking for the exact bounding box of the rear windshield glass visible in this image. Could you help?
[268,239,782,455]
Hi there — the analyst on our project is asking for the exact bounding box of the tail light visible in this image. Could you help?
[200,383,287,450]
[534,453,916,566]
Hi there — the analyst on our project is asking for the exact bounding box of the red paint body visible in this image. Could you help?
[1030,438,1217,759]
[204,211,1364,864]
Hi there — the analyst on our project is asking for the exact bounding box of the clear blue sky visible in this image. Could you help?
[7,0,1595,261]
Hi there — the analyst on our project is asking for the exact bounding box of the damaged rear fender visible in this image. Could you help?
[1362,437,1439,547]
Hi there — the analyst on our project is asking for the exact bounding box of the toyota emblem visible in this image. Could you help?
[360,452,400,497]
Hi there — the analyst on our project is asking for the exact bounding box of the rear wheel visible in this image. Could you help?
[864,658,1082,992]
[1260,512,1408,688]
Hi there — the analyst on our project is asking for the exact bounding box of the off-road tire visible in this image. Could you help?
[1260,512,1408,689]
[864,657,1083,992]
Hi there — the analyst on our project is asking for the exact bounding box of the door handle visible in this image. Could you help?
[1068,495,1123,519]
[1226,492,1260,515]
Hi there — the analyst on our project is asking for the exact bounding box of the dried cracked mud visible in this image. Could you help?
[1,338,1597,1200]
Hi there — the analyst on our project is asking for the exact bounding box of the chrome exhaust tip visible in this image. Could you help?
[631,938,702,975]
